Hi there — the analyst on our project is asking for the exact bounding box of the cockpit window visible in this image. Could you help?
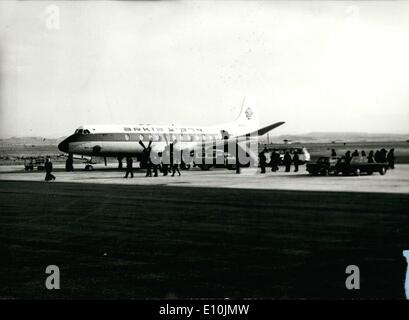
[83,129,90,134]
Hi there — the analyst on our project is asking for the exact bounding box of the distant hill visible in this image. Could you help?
[0,136,63,145]
[265,132,409,143]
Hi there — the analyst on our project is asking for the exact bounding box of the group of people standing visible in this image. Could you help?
[124,144,182,179]
[332,148,395,169]
[259,148,300,174]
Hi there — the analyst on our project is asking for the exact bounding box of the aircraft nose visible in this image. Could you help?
[58,138,69,153]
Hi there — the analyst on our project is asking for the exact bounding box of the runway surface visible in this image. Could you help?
[1,180,408,299]
[0,163,408,194]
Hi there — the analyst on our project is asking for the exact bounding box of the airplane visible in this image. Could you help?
[58,102,285,170]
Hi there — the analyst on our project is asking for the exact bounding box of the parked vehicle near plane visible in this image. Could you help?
[192,150,238,171]
[334,158,388,176]
[306,156,339,176]
[307,156,389,176]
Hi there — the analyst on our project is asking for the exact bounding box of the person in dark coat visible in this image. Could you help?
[331,149,337,157]
[379,148,387,163]
[374,150,381,163]
[124,156,134,178]
[344,151,352,164]
[259,148,267,173]
[117,156,123,169]
[387,148,395,169]
[283,151,292,172]
[44,157,56,181]
[270,149,279,172]
[352,150,359,157]
[367,150,374,163]
[65,154,74,172]
[293,150,300,172]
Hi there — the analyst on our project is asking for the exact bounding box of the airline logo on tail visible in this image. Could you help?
[245,107,253,120]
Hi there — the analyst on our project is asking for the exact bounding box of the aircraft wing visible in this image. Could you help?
[244,121,285,137]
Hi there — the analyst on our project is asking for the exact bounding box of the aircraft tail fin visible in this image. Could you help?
[234,97,259,127]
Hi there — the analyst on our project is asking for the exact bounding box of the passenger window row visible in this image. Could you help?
[135,133,220,142]
[74,129,220,141]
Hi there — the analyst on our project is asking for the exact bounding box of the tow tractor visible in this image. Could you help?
[24,156,46,171]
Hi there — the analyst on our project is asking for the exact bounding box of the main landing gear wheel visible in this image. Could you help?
[85,164,94,171]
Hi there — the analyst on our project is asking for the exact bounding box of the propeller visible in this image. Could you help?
[139,139,153,165]
[139,139,153,151]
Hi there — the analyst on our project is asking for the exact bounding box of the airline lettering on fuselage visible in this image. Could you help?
[130,126,204,133]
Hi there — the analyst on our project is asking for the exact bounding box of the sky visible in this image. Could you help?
[0,0,408,138]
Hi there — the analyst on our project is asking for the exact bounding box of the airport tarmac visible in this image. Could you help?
[0,163,408,194]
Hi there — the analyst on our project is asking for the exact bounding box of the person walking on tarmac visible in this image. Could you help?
[283,151,292,172]
[387,148,395,169]
[44,157,56,181]
[293,150,300,172]
[124,156,134,178]
[259,147,267,173]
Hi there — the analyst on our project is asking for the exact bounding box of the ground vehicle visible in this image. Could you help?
[307,156,389,176]
[192,150,238,170]
[24,157,46,171]
[334,158,388,176]
[306,157,339,176]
